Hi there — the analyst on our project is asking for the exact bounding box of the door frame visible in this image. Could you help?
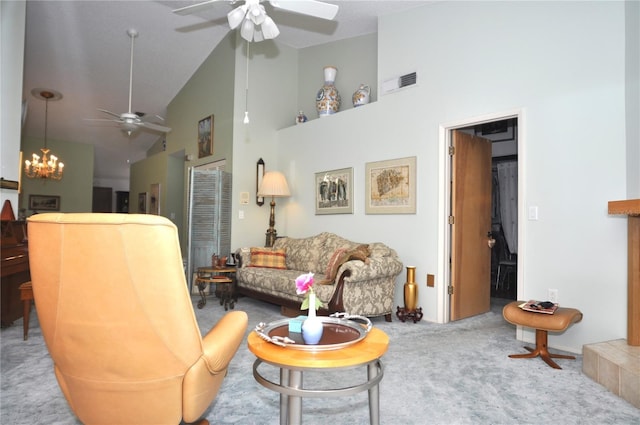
[437,108,525,323]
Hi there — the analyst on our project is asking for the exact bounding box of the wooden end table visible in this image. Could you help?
[248,327,389,425]
[195,266,237,310]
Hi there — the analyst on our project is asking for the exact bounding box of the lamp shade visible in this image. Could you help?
[258,171,290,197]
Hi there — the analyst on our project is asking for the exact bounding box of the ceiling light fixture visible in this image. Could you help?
[228,0,280,42]
[25,89,64,180]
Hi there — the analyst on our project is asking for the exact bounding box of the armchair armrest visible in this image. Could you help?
[200,311,248,375]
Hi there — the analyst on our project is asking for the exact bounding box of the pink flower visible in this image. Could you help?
[295,272,314,295]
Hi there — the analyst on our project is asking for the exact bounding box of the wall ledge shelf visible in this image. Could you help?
[608,199,640,216]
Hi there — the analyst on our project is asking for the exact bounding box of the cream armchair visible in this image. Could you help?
[27,213,248,425]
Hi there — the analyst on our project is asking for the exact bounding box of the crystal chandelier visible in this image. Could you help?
[25,89,64,180]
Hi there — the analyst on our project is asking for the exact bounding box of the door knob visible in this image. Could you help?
[487,231,496,248]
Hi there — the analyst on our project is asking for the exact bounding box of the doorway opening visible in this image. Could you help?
[458,118,518,301]
[438,111,521,323]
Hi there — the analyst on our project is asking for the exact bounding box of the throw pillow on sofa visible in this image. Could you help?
[249,247,287,269]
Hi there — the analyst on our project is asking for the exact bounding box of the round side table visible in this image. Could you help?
[247,327,389,425]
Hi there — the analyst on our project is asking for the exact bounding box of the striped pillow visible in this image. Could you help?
[249,247,287,269]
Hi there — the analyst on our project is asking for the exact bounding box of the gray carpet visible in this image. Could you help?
[1,296,638,424]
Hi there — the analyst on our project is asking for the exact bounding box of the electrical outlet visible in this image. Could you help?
[427,274,434,287]
[548,289,558,303]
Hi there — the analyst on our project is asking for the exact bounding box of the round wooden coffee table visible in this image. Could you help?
[247,326,389,425]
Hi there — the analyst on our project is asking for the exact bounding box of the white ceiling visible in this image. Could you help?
[22,0,432,181]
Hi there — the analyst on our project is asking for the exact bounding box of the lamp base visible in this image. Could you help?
[265,229,277,247]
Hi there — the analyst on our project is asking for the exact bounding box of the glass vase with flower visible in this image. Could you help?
[295,272,324,344]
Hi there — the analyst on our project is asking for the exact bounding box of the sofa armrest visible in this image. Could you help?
[337,255,403,283]
[235,248,251,268]
[200,310,248,375]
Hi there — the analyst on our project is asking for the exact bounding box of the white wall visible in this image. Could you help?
[626,0,640,198]
[0,1,26,215]
[272,1,630,353]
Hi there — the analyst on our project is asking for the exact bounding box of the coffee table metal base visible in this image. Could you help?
[253,358,384,425]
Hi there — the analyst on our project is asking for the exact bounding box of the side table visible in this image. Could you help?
[195,266,237,310]
[248,327,389,425]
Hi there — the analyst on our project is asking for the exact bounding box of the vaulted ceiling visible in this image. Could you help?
[22,1,432,181]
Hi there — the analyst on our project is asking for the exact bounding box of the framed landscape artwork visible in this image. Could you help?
[315,167,353,215]
[365,156,416,214]
[28,195,60,211]
[198,115,214,158]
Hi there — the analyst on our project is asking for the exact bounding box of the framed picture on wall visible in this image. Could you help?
[314,167,354,215]
[138,192,147,214]
[198,115,214,158]
[149,183,160,215]
[28,195,60,211]
[365,156,416,214]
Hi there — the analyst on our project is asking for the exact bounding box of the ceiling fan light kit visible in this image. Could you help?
[174,0,337,42]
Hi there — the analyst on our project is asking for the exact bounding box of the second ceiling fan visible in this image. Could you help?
[85,29,172,136]
[173,0,339,42]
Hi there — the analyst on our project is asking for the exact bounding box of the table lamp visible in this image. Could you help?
[257,171,291,247]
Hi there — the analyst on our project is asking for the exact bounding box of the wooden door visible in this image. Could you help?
[450,130,493,320]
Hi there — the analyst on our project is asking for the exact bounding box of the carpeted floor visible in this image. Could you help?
[1,296,638,424]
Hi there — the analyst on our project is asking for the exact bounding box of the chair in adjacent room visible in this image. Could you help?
[495,229,517,290]
[27,213,248,425]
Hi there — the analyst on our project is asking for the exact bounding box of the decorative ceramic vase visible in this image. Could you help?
[302,293,323,344]
[296,110,308,125]
[352,84,370,107]
[403,266,418,312]
[315,66,341,117]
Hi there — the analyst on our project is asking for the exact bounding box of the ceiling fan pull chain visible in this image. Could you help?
[244,41,250,124]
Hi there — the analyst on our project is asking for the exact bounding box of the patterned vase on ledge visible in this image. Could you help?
[315,66,341,118]
[302,293,323,344]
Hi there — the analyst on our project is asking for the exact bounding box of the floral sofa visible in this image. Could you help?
[235,232,403,321]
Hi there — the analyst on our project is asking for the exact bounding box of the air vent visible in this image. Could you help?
[381,71,417,95]
[400,72,417,87]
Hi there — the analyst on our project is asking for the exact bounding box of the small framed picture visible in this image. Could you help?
[198,115,214,158]
[28,195,60,211]
[365,156,416,214]
[138,192,148,214]
[315,167,353,215]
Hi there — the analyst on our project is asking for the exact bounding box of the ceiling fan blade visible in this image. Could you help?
[84,118,121,124]
[172,0,226,16]
[269,0,338,20]
[138,122,172,133]
[97,109,122,119]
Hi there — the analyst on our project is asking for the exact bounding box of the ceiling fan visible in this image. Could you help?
[85,29,172,136]
[173,0,339,42]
